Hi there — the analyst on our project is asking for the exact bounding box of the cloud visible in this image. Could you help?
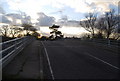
[4,13,32,25]
[0,6,5,14]
[6,13,22,19]
[61,15,68,21]
[2,0,119,23]
[47,0,119,13]
[36,12,55,26]
[55,15,80,27]
[5,0,50,19]
[0,15,11,23]
[63,0,118,13]
[0,5,31,25]
[4,0,119,14]
[56,20,80,27]
[0,6,11,24]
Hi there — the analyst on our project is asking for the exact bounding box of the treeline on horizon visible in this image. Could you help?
[0,8,120,42]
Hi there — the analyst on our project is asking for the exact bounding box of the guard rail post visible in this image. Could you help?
[108,39,110,46]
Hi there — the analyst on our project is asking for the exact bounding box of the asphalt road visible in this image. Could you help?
[41,40,119,79]
[2,39,119,80]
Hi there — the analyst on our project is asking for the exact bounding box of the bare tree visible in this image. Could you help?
[22,23,33,35]
[95,17,107,39]
[0,25,9,37]
[96,18,106,34]
[104,9,118,39]
[94,9,119,40]
[80,12,97,38]
[10,25,23,38]
[112,20,120,40]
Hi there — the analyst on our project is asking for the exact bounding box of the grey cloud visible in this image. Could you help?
[61,15,68,21]
[84,1,118,14]
[36,12,55,26]
[5,13,32,25]
[56,15,80,27]
[6,13,22,19]
[66,20,80,27]
[0,6,5,14]
[0,6,11,24]
[64,20,80,27]
[22,16,31,24]
[0,6,31,25]
[0,15,11,23]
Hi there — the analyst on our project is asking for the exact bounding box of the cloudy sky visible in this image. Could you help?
[0,0,119,37]
[1,0,119,22]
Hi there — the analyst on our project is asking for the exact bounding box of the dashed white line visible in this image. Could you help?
[84,52,120,70]
[41,41,55,80]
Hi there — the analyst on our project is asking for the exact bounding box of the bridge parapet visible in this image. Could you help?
[0,36,33,69]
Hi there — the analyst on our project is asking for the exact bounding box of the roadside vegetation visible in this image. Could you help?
[0,23,39,42]
[0,8,119,42]
[80,9,120,40]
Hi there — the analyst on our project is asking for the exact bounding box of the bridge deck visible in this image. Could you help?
[2,39,119,80]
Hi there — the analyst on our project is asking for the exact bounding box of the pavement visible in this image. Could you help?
[2,40,47,79]
[2,39,120,80]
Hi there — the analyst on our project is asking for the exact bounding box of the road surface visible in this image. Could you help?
[42,40,119,79]
[2,39,119,79]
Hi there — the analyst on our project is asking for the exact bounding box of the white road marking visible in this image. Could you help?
[43,46,82,47]
[37,44,44,79]
[84,52,120,70]
[41,41,55,80]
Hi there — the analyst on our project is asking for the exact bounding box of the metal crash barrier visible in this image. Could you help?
[0,36,33,69]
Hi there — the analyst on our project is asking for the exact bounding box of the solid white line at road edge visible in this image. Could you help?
[84,52,120,70]
[41,41,55,80]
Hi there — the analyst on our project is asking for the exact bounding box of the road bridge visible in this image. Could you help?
[0,37,119,80]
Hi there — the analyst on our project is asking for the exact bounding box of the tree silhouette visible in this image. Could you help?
[22,23,37,36]
[0,25,9,37]
[49,24,63,40]
[10,25,23,38]
[104,9,118,39]
[80,12,97,38]
[96,9,119,39]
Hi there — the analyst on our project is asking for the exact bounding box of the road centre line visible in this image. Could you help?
[41,41,55,80]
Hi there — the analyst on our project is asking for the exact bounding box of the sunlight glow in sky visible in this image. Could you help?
[39,26,90,37]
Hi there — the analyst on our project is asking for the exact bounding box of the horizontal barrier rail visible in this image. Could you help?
[0,36,33,69]
[82,39,120,47]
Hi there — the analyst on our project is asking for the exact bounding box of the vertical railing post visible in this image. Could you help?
[2,42,4,50]
[15,39,17,51]
[24,37,26,47]
[108,39,110,46]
